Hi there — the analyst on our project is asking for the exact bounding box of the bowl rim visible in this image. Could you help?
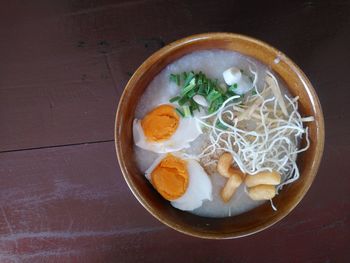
[115,32,325,239]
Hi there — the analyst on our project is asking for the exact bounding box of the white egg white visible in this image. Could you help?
[145,153,212,211]
[133,113,202,154]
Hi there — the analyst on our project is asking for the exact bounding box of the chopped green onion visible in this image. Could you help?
[207,80,213,94]
[214,78,219,86]
[183,71,195,88]
[216,96,225,105]
[227,83,238,95]
[182,72,188,81]
[189,106,194,116]
[208,100,219,113]
[231,83,238,89]
[197,72,203,85]
[182,105,191,117]
[169,96,181,103]
[178,96,189,106]
[169,74,177,83]
[226,90,237,97]
[169,74,181,86]
[252,90,257,95]
[181,78,196,95]
[197,84,206,96]
[175,108,185,117]
[187,89,196,98]
[169,70,237,116]
[190,99,199,111]
[207,90,222,103]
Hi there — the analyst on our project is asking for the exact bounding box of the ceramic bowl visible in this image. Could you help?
[115,33,324,239]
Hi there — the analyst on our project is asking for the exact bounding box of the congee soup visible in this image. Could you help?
[133,49,313,218]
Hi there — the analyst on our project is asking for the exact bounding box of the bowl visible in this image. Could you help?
[115,33,325,239]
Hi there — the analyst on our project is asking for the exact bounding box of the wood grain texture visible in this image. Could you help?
[0,0,163,151]
[0,141,348,262]
[0,0,349,262]
[1,0,349,151]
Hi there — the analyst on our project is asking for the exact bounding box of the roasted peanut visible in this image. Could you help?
[221,172,243,203]
[245,171,281,187]
[247,185,276,200]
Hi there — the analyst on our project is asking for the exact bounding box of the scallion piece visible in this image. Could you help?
[182,72,188,81]
[183,71,195,88]
[226,90,237,97]
[227,83,238,95]
[208,101,218,113]
[169,96,181,103]
[207,90,222,103]
[190,99,199,111]
[169,74,177,83]
[197,72,203,85]
[182,105,191,117]
[169,74,181,86]
[169,70,232,116]
[181,78,196,95]
[187,89,196,98]
[197,84,206,96]
[189,105,194,116]
[206,80,212,94]
[178,96,189,106]
[175,108,185,117]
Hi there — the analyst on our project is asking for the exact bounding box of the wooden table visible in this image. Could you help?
[1,1,349,262]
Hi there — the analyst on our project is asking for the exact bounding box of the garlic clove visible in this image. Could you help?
[223,67,242,85]
[193,95,208,107]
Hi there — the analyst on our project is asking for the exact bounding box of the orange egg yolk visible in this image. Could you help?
[151,154,189,201]
[141,105,179,142]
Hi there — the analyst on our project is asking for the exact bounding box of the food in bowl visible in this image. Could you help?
[133,49,313,218]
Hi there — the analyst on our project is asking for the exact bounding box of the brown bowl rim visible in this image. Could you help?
[114,32,325,239]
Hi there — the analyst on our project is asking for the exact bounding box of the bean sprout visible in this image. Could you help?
[193,72,313,206]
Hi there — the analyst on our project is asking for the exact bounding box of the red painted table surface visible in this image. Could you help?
[0,1,349,262]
